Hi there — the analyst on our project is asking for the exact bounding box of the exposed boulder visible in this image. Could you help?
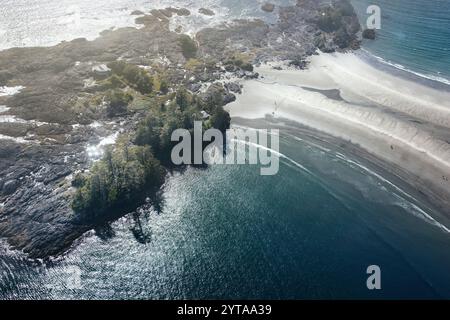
[199,8,215,16]
[289,57,308,69]
[225,82,242,94]
[179,35,198,60]
[200,110,211,119]
[159,8,174,18]
[177,8,191,16]
[91,64,111,79]
[151,9,170,21]
[201,83,236,106]
[0,71,13,86]
[135,14,159,26]
[223,92,237,104]
[2,180,19,195]
[131,10,144,16]
[188,83,202,93]
[244,71,259,80]
[261,3,275,13]
[362,29,376,40]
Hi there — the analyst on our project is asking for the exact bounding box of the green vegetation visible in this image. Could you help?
[175,87,190,111]
[72,87,231,218]
[152,74,170,94]
[102,74,126,90]
[134,86,231,165]
[334,0,355,17]
[225,56,254,72]
[159,79,169,94]
[107,61,154,94]
[240,63,254,72]
[105,89,133,117]
[317,8,343,32]
[185,58,202,71]
[95,61,171,117]
[317,0,355,33]
[210,106,231,133]
[135,105,187,165]
[72,142,164,218]
[178,35,198,59]
[334,28,351,48]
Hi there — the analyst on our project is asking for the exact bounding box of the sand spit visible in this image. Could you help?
[226,52,450,215]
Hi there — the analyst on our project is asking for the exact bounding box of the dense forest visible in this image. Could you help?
[72,60,230,220]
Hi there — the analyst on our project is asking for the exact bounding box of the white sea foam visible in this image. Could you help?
[0,114,48,126]
[0,115,28,123]
[0,106,10,113]
[362,49,450,86]
[99,132,120,146]
[0,86,25,96]
[0,0,296,50]
[89,121,103,128]
[86,131,120,160]
[0,134,29,144]
[232,138,312,175]
[335,153,450,234]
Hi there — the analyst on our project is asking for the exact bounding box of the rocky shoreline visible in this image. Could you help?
[0,0,361,258]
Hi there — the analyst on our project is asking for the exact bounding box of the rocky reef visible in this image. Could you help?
[0,0,361,258]
[199,8,215,16]
[362,29,376,40]
[197,0,360,63]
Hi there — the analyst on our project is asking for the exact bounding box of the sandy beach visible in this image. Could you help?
[226,52,450,216]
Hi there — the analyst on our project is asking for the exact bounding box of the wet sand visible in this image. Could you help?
[226,52,450,217]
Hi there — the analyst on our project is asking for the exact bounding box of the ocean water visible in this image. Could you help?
[352,0,450,85]
[1,1,450,299]
[2,122,450,299]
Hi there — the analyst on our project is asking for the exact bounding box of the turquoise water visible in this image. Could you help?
[352,0,450,84]
[2,122,450,299]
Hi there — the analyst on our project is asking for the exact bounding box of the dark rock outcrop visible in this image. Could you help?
[198,0,360,62]
[199,8,215,16]
[188,83,202,93]
[201,83,236,106]
[261,3,275,13]
[2,180,18,195]
[130,10,144,16]
[362,29,376,40]
[176,8,191,16]
[225,82,242,94]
